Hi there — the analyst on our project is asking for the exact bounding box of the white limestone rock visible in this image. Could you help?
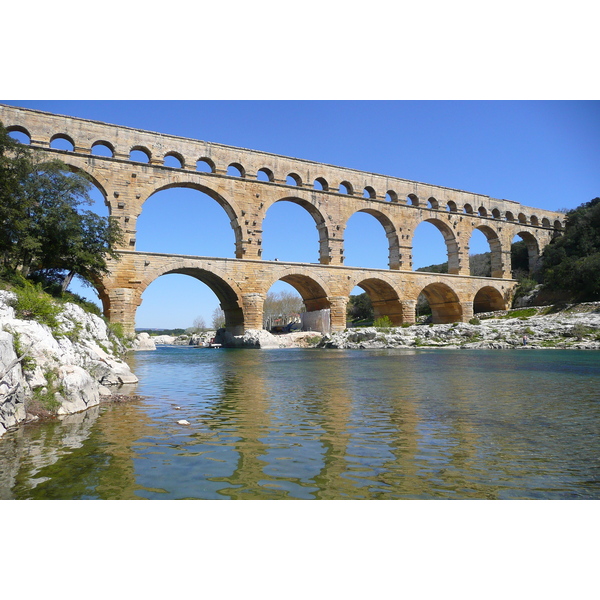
[0,330,27,437]
[131,332,157,351]
[152,335,176,345]
[0,292,138,437]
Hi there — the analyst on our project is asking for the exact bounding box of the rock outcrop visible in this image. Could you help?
[215,328,324,349]
[0,290,138,438]
[131,332,157,351]
[318,305,600,350]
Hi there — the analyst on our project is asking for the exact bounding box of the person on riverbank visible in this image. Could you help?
[523,335,528,345]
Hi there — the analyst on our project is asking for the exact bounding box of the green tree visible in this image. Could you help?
[347,292,374,322]
[0,125,34,269]
[540,198,600,300]
[0,123,122,291]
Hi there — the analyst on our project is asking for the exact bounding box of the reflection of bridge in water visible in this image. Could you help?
[0,104,565,334]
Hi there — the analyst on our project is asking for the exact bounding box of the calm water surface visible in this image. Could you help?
[1,347,599,499]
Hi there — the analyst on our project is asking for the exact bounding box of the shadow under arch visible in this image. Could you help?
[471,224,504,278]
[416,218,461,273]
[345,208,401,269]
[265,196,332,265]
[473,286,506,314]
[145,181,244,258]
[139,265,245,333]
[418,282,462,324]
[512,230,541,275]
[353,277,403,325]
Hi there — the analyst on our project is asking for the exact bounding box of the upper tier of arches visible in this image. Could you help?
[1,106,565,232]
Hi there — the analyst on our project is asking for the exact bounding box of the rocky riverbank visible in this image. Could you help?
[208,303,600,350]
[0,290,138,438]
[317,304,600,350]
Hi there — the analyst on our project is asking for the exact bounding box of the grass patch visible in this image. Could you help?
[10,281,62,329]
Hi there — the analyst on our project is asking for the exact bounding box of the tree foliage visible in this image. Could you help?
[0,123,122,291]
[540,198,600,300]
[347,292,373,322]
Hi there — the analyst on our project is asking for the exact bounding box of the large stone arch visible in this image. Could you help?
[351,277,403,325]
[415,217,463,274]
[262,269,332,313]
[417,282,463,324]
[262,195,333,265]
[470,224,505,278]
[138,261,245,333]
[143,180,244,258]
[473,285,507,314]
[512,230,541,275]
[343,208,401,270]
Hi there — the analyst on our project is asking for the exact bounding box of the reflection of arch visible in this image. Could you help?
[472,224,504,278]
[354,278,403,325]
[473,286,506,313]
[418,282,462,324]
[513,231,540,274]
[416,218,461,273]
[140,265,244,332]
[269,273,331,313]
[267,196,331,264]
[346,208,401,269]
[145,182,243,257]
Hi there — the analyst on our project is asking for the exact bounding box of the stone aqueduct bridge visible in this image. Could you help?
[0,105,566,335]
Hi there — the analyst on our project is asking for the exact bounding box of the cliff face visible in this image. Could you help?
[0,291,138,438]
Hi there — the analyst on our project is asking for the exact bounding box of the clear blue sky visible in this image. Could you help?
[3,100,599,328]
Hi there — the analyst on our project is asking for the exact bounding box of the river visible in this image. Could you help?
[1,347,599,500]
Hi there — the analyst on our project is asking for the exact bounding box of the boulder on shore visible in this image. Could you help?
[0,290,138,438]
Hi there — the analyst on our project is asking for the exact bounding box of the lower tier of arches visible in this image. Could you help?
[98,252,518,335]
